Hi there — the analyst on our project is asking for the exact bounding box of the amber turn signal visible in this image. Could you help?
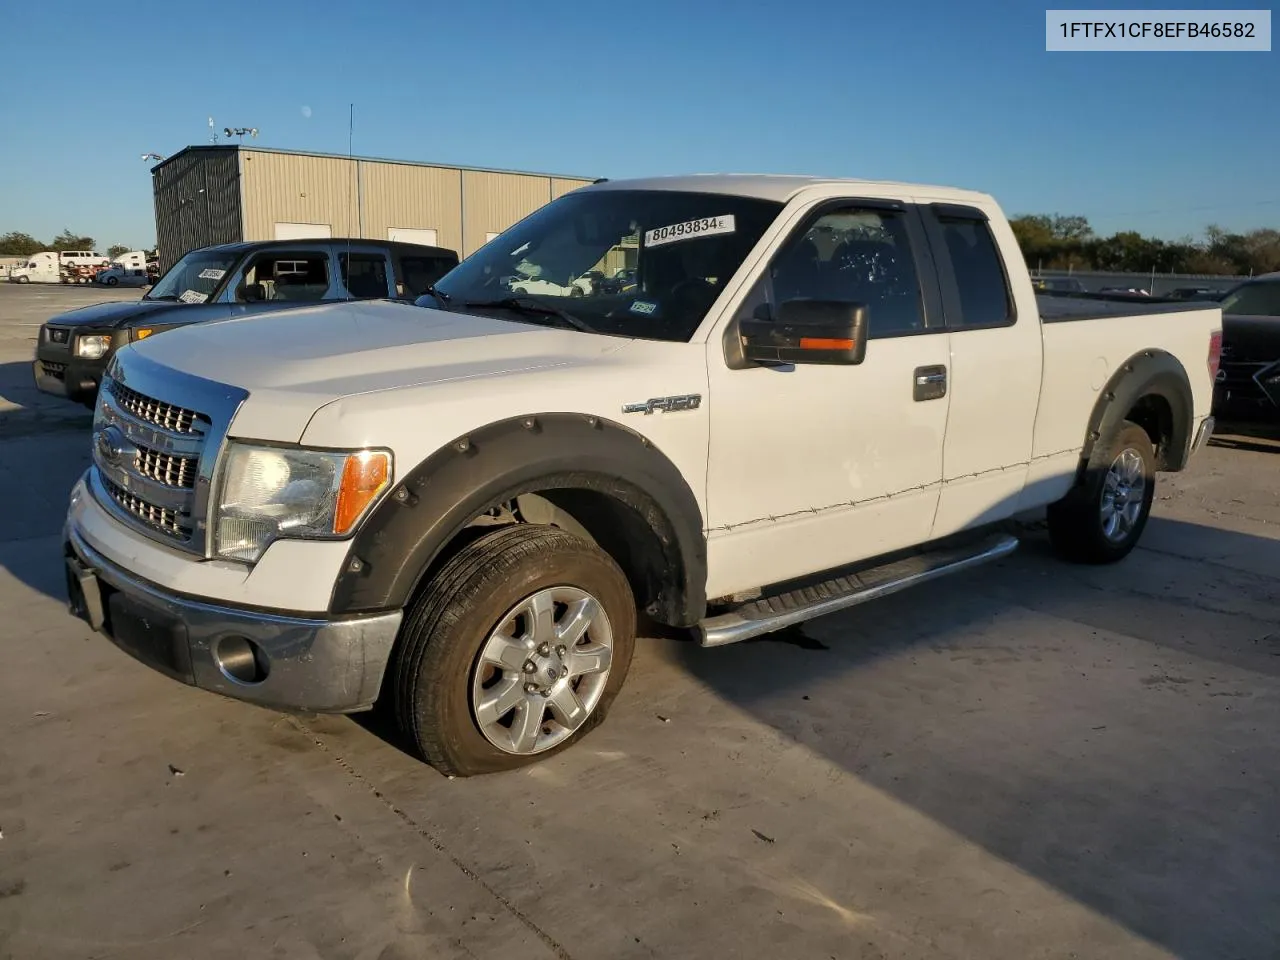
[334,451,391,534]
[134,328,154,340]
[799,337,854,351]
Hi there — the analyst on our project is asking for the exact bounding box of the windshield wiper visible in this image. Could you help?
[144,294,179,301]
[462,296,593,333]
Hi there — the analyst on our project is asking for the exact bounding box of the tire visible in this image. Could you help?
[16,275,28,284]
[1047,419,1156,564]
[104,276,118,286]
[390,524,636,777]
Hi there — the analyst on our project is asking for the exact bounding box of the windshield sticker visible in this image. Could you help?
[178,289,209,304]
[644,215,736,248]
[198,268,226,280]
[629,300,658,315]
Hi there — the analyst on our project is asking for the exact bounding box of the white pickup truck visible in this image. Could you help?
[63,175,1222,776]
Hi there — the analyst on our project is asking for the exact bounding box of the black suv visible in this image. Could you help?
[33,238,458,406]
[1213,273,1280,423]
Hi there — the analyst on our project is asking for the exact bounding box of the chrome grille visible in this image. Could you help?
[110,380,206,435]
[134,443,197,489]
[101,475,192,541]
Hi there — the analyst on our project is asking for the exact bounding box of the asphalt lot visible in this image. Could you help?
[1,281,1279,959]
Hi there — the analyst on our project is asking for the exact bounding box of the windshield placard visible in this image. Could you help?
[178,289,209,304]
[644,215,736,248]
[198,268,226,280]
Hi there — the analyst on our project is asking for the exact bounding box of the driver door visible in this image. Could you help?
[704,199,952,598]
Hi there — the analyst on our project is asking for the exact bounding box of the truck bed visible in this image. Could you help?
[1037,293,1213,323]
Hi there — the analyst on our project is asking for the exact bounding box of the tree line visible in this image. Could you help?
[0,230,137,260]
[1010,215,1280,277]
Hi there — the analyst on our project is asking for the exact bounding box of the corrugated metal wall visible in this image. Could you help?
[461,171,558,258]
[154,146,594,266]
[152,148,243,272]
[358,162,463,253]
[239,151,359,240]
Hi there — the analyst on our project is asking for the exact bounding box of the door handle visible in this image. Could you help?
[913,365,947,401]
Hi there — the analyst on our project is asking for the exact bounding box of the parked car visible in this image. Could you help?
[1030,276,1085,294]
[1098,286,1151,296]
[94,266,151,288]
[63,174,1220,777]
[1165,286,1227,302]
[1211,272,1280,422]
[33,238,458,406]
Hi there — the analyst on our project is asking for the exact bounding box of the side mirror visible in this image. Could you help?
[739,300,868,365]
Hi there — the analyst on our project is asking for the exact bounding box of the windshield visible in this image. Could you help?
[1218,280,1280,317]
[429,189,784,342]
[145,250,241,303]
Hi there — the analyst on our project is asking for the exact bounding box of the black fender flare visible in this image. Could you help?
[328,413,708,626]
[1079,348,1194,476]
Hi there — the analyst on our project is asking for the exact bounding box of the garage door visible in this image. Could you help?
[275,222,332,240]
[388,227,438,246]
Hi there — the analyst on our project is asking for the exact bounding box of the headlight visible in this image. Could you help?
[214,443,392,563]
[75,334,111,359]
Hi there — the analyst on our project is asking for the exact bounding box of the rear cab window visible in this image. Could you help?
[924,204,1016,330]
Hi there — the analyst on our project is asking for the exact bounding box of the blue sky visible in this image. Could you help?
[0,0,1275,250]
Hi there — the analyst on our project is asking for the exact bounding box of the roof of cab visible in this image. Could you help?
[188,238,458,258]
[582,174,995,205]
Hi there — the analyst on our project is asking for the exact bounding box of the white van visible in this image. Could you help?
[60,250,107,267]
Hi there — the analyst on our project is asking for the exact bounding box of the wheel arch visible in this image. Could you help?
[1080,348,1194,476]
[328,413,708,627]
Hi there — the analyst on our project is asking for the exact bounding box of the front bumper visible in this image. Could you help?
[64,515,403,714]
[33,344,108,402]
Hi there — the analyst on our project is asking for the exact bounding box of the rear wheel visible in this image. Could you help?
[1047,420,1156,564]
[390,524,636,777]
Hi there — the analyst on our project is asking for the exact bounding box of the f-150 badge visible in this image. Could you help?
[622,394,702,415]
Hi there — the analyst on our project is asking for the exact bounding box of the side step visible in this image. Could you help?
[697,533,1019,647]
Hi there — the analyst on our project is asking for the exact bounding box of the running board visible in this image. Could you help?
[697,533,1019,647]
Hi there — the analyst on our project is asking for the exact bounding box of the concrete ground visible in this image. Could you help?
[1,282,1278,959]
[0,282,141,438]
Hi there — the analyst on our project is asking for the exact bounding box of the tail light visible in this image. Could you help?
[1208,329,1222,383]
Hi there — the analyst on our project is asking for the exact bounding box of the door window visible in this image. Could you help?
[236,253,331,302]
[764,206,927,338]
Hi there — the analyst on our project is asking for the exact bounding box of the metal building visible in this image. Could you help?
[150,145,596,271]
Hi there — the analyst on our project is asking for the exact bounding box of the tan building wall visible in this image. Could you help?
[461,170,557,258]
[236,148,594,258]
[240,151,360,240]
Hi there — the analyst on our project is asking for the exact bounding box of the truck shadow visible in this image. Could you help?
[0,360,94,436]
[668,517,1280,960]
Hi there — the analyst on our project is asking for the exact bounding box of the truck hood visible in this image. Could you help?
[46,298,186,329]
[126,298,632,440]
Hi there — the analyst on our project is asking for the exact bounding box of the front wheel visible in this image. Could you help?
[104,276,118,286]
[1047,420,1156,564]
[390,524,636,777]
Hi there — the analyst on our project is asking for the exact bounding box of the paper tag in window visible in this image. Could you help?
[198,268,225,280]
[629,300,657,315]
[178,289,208,304]
[644,215,736,248]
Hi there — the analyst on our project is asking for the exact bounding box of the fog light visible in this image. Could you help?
[214,635,270,685]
